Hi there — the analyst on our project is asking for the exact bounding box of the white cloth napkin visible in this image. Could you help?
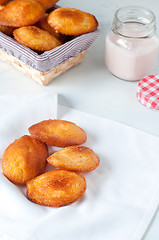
[0,96,159,240]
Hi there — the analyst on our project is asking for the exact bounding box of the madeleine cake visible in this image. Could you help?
[28,119,87,147]
[26,169,87,207]
[48,7,98,36]
[14,26,62,51]
[47,146,100,172]
[0,0,45,27]
[2,135,48,184]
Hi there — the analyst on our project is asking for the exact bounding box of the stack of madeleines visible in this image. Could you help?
[2,119,100,207]
[0,0,98,51]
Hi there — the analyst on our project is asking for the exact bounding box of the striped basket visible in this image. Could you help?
[0,7,99,85]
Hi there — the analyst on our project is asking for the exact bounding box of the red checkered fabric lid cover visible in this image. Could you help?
[137,75,159,110]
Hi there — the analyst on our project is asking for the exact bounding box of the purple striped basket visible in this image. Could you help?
[0,28,99,72]
[0,5,99,84]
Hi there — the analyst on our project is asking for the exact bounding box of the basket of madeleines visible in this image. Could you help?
[2,119,100,207]
[0,0,99,85]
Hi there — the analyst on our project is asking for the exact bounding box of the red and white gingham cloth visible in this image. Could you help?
[137,75,159,110]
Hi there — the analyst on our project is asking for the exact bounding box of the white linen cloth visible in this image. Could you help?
[0,95,159,240]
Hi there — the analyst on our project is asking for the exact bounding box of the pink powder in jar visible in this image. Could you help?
[105,6,159,81]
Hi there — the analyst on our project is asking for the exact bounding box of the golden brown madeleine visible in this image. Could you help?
[36,13,68,43]
[0,0,45,27]
[2,135,48,184]
[28,119,87,147]
[48,8,98,36]
[13,26,62,51]
[0,4,14,36]
[26,169,87,207]
[47,146,100,172]
[36,0,59,10]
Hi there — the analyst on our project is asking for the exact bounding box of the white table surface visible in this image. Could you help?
[0,0,159,239]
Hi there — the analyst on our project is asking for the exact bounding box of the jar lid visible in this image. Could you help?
[137,75,159,110]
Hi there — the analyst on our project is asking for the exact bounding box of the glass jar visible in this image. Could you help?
[105,6,159,81]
